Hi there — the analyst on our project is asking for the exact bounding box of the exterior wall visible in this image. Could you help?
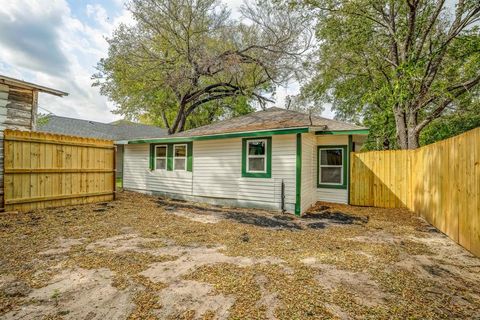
[352,135,367,151]
[301,133,317,212]
[0,84,37,210]
[123,144,193,196]
[116,144,124,179]
[123,134,297,212]
[315,135,349,204]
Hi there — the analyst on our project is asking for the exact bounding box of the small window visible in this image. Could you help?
[155,145,167,170]
[173,144,187,171]
[242,137,271,178]
[247,139,267,173]
[318,147,346,187]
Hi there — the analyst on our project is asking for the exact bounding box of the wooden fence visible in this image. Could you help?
[350,127,480,256]
[3,129,115,211]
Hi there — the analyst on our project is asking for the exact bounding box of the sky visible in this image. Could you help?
[0,0,316,123]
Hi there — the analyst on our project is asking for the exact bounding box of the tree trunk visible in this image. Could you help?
[407,128,420,149]
[394,107,408,149]
[406,109,420,149]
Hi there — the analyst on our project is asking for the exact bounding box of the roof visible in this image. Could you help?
[37,115,168,141]
[0,74,68,97]
[170,107,367,138]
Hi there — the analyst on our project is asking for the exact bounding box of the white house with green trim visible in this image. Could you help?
[120,108,368,215]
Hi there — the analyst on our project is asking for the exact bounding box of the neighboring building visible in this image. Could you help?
[122,107,368,215]
[37,115,168,180]
[0,75,68,210]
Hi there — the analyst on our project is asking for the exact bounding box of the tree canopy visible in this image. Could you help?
[298,0,480,149]
[93,0,311,134]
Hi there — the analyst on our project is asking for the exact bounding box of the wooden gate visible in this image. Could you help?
[3,129,115,211]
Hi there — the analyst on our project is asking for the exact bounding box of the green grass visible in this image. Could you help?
[116,177,123,189]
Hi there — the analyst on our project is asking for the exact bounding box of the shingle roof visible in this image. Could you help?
[37,115,167,140]
[171,107,366,138]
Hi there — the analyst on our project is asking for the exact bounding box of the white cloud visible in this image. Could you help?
[0,0,132,122]
[0,0,332,123]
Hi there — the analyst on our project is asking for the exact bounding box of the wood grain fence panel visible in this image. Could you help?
[350,127,480,257]
[3,129,115,211]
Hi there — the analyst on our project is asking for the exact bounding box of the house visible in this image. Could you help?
[121,107,368,215]
[37,115,168,180]
[0,74,68,210]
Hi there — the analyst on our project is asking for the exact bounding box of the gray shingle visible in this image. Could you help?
[37,115,167,140]
[171,107,367,138]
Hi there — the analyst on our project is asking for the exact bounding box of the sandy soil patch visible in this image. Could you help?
[155,280,234,319]
[302,257,392,307]
[39,237,84,256]
[2,268,135,320]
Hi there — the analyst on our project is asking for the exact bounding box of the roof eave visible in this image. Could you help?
[128,127,311,144]
[0,75,68,97]
[315,129,369,135]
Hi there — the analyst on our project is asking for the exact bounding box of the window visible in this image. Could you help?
[173,144,187,171]
[247,139,267,172]
[317,146,347,189]
[150,143,193,171]
[155,145,167,170]
[242,137,271,178]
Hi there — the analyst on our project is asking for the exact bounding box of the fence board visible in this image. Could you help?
[3,129,115,211]
[350,127,480,257]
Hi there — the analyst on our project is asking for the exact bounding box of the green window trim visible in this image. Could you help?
[241,137,272,178]
[317,145,348,189]
[150,142,193,172]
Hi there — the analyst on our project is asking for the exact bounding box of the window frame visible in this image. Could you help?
[246,139,268,173]
[154,144,168,170]
[317,145,348,189]
[242,137,272,178]
[173,144,187,171]
[149,142,193,172]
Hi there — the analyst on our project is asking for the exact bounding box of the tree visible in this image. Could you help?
[419,86,480,145]
[299,0,480,149]
[93,0,311,134]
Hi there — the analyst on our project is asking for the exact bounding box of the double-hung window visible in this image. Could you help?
[242,137,271,178]
[317,146,347,189]
[155,145,167,170]
[247,139,267,173]
[173,144,187,171]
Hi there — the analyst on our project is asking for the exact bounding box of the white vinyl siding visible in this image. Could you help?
[315,135,349,204]
[301,133,317,212]
[123,144,193,196]
[123,134,297,212]
[193,135,296,211]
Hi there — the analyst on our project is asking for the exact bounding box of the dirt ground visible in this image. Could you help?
[0,192,479,320]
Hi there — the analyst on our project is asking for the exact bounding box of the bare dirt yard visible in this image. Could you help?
[0,191,479,319]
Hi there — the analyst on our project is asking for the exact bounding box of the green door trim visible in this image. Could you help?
[295,133,302,216]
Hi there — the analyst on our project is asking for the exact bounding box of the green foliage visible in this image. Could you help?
[37,113,51,127]
[93,0,310,133]
[298,0,480,149]
[420,108,480,146]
